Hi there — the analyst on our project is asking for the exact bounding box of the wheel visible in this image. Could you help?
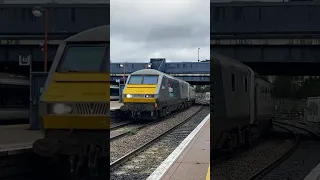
[151,111,159,121]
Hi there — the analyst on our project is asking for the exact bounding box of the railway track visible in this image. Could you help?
[110,105,203,141]
[110,123,154,141]
[110,106,207,174]
[213,121,320,180]
[110,121,134,131]
[248,121,320,180]
[246,122,300,180]
[1,106,204,180]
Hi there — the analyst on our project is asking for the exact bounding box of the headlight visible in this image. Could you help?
[52,103,72,115]
[126,94,133,98]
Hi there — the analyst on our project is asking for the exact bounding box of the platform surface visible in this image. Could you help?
[110,101,123,110]
[147,114,210,180]
[0,124,43,154]
[304,162,320,180]
[0,108,29,120]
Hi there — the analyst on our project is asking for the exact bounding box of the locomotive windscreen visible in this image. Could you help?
[57,44,109,72]
[128,75,158,84]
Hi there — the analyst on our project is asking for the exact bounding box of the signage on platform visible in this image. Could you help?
[18,55,31,66]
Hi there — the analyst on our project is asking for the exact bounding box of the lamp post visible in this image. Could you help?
[32,6,48,72]
[120,63,126,83]
[198,48,200,62]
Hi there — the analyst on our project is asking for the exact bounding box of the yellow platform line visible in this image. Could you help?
[206,164,210,180]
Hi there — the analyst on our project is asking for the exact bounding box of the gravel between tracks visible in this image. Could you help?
[110,124,144,139]
[213,127,294,180]
[110,118,132,129]
[110,106,202,163]
[280,120,320,135]
[110,107,210,180]
[260,127,320,180]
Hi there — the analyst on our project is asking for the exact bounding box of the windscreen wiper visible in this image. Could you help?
[67,69,81,72]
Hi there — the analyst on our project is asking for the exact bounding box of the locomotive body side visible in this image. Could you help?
[212,52,260,157]
[189,85,196,103]
[254,76,275,132]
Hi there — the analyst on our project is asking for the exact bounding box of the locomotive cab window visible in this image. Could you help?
[128,75,158,84]
[57,43,109,72]
[231,74,235,91]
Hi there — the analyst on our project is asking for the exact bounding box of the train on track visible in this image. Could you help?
[33,25,110,179]
[120,69,196,120]
[204,92,210,105]
[211,52,275,158]
[110,85,119,101]
[0,74,29,121]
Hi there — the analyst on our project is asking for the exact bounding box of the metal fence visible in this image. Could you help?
[195,93,210,105]
[275,99,305,121]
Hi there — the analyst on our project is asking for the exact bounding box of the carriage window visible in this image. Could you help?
[231,74,235,91]
[57,44,108,72]
[245,77,248,92]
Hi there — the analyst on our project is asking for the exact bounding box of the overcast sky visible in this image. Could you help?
[110,0,210,63]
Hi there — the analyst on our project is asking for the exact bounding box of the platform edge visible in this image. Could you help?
[304,162,320,180]
[146,113,210,180]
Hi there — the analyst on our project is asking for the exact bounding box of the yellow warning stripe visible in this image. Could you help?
[206,164,210,180]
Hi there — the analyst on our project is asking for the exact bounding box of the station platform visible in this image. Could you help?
[0,108,29,119]
[0,124,43,155]
[147,114,210,180]
[110,101,123,110]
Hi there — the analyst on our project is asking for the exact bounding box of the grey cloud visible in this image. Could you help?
[110,0,210,62]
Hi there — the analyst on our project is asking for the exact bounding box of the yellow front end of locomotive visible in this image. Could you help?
[123,84,157,103]
[40,73,110,130]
